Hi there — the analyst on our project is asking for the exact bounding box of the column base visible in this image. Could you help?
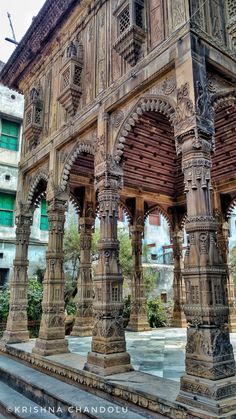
[84,351,133,376]
[177,374,236,416]
[2,330,30,344]
[32,338,69,356]
[172,311,187,328]
[126,317,150,332]
[70,324,93,337]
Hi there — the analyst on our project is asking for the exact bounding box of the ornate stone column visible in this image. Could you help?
[127,215,150,331]
[217,216,236,332]
[33,196,69,356]
[71,204,94,336]
[176,131,236,412]
[2,209,32,344]
[171,229,187,328]
[84,134,132,375]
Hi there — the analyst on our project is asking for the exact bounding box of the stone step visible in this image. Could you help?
[0,356,157,419]
[0,381,57,418]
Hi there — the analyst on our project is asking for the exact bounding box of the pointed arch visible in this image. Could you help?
[113,95,176,164]
[60,140,96,191]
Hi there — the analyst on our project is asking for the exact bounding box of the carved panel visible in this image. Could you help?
[96,5,107,95]
[209,0,226,46]
[110,1,122,82]
[169,0,187,31]
[83,20,95,105]
[149,0,165,50]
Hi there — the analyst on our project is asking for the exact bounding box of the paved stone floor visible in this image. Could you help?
[68,328,236,382]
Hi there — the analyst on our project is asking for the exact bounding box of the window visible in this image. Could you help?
[40,199,48,230]
[119,6,130,34]
[0,268,9,287]
[135,1,144,29]
[0,119,20,151]
[0,193,15,226]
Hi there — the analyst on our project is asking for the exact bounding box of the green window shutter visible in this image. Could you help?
[40,199,48,230]
[0,119,20,151]
[0,193,15,226]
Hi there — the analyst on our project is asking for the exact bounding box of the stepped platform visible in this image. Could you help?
[0,329,236,418]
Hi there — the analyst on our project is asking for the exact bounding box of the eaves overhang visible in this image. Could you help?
[0,0,79,91]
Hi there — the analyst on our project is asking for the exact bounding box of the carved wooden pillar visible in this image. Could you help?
[127,212,149,331]
[176,131,236,410]
[217,216,236,332]
[33,196,69,356]
[171,229,186,328]
[84,133,132,375]
[71,204,94,336]
[174,35,236,414]
[2,209,32,344]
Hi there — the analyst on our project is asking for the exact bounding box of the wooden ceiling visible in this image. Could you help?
[212,105,236,185]
[122,111,183,197]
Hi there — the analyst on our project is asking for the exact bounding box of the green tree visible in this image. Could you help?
[0,285,10,322]
[147,297,168,327]
[143,266,158,297]
[118,227,132,279]
[27,278,43,321]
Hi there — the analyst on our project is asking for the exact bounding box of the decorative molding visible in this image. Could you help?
[114,96,175,163]
[211,89,236,112]
[60,141,95,191]
[0,344,203,419]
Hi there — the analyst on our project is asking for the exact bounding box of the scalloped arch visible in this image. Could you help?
[113,96,176,164]
[119,201,133,225]
[144,204,173,228]
[179,213,187,230]
[27,170,48,206]
[226,198,236,221]
[212,89,236,112]
[60,141,96,191]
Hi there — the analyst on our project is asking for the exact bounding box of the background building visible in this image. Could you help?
[0,60,48,287]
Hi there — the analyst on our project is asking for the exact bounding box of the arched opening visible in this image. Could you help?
[62,147,96,337]
[116,103,185,333]
[121,111,183,197]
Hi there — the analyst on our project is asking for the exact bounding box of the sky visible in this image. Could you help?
[0,0,46,63]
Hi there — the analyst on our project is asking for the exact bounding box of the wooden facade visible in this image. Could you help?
[1,0,236,416]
